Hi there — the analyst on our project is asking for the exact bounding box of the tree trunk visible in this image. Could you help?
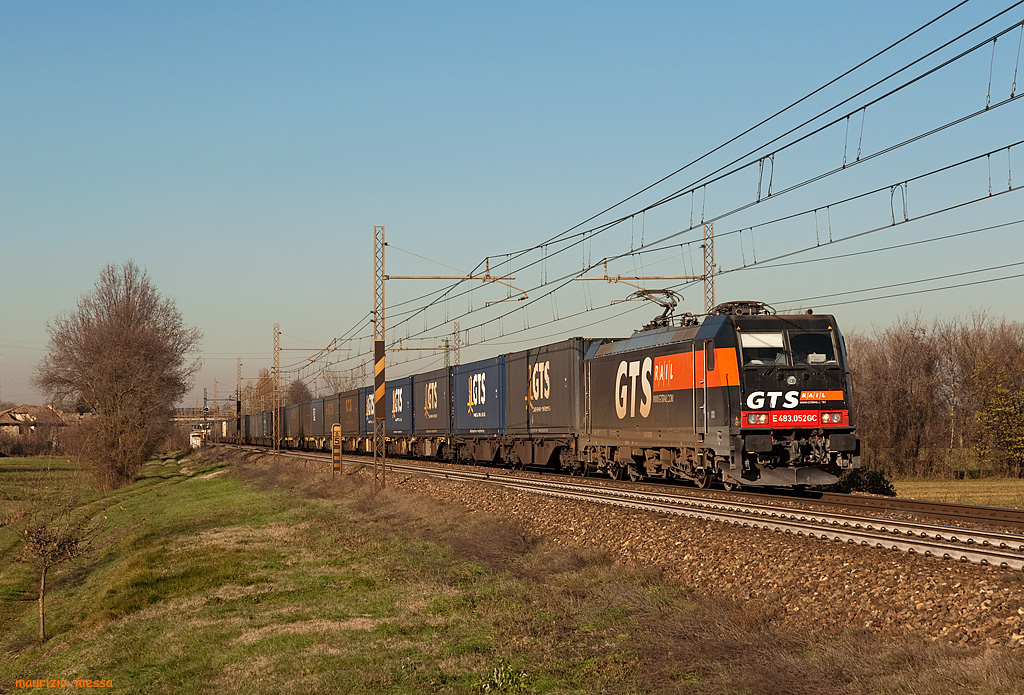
[39,565,47,641]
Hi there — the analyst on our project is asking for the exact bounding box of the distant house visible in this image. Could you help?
[0,404,67,437]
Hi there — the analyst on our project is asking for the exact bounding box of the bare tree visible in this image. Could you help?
[241,368,274,414]
[848,315,944,476]
[34,262,202,488]
[850,312,1024,478]
[320,365,366,395]
[12,501,106,640]
[286,379,314,405]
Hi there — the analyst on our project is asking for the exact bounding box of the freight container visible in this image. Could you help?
[299,400,315,440]
[358,385,375,437]
[385,376,414,436]
[413,367,452,435]
[309,398,324,439]
[505,337,593,436]
[323,394,341,432]
[452,356,505,436]
[285,404,301,445]
[339,389,360,438]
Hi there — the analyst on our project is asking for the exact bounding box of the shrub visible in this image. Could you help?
[823,468,897,496]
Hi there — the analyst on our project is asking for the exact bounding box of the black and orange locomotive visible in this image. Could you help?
[221,301,860,489]
[582,301,860,487]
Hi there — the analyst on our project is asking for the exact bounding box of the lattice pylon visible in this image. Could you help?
[373,226,386,491]
[703,222,715,313]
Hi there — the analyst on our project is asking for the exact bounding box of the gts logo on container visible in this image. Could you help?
[528,361,550,402]
[391,388,404,415]
[424,381,438,415]
[745,391,800,409]
[615,358,653,419]
[365,393,375,419]
[467,373,486,414]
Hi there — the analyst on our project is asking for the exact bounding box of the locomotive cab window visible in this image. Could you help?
[740,332,786,366]
[789,331,837,365]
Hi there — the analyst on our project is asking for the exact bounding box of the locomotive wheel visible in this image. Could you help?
[722,479,739,492]
[607,463,624,480]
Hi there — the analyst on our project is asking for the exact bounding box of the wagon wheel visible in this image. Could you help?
[721,479,740,492]
[695,468,712,489]
[607,463,624,480]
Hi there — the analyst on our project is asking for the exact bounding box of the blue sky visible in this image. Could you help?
[2,1,1023,408]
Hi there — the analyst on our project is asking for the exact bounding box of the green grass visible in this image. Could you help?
[894,478,1024,508]
[2,450,1023,694]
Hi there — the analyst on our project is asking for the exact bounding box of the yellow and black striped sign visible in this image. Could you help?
[332,424,342,472]
[374,339,385,421]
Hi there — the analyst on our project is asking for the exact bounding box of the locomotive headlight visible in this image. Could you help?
[822,412,842,424]
[747,413,768,425]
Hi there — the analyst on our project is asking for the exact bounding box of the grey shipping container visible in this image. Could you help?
[340,389,361,437]
[323,394,341,432]
[413,367,452,435]
[285,404,301,439]
[385,376,414,435]
[505,337,593,435]
[453,356,505,435]
[299,401,313,438]
[309,398,324,437]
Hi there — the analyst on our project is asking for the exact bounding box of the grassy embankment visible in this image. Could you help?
[2,451,1023,694]
[894,478,1024,508]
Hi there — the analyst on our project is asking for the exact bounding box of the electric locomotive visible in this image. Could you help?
[581,301,860,487]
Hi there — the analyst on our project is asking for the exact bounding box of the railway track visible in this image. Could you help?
[222,445,1024,572]
[731,487,1024,531]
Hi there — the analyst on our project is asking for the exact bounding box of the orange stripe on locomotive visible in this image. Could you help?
[651,347,740,392]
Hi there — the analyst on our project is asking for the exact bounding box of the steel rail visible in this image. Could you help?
[810,491,1024,527]
[725,487,1024,529]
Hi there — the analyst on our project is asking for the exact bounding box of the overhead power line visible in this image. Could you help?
[321,2,1009,359]
[310,4,1024,379]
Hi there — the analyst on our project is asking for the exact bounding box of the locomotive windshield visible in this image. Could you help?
[789,331,837,365]
[740,330,838,367]
[739,332,786,366]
